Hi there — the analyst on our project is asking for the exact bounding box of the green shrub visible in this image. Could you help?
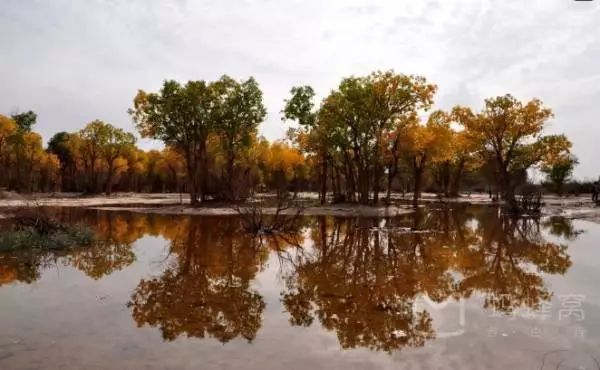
[0,223,95,252]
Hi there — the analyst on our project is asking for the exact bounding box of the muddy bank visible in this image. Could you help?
[0,192,412,217]
[91,204,413,217]
[0,192,187,208]
[1,191,599,220]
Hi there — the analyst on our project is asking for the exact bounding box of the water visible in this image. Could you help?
[0,206,599,369]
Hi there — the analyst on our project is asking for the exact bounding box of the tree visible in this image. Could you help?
[454,95,570,212]
[0,72,579,201]
[264,141,305,198]
[542,154,578,196]
[48,132,78,191]
[0,115,17,188]
[38,152,61,191]
[430,128,479,198]
[447,130,479,197]
[131,80,216,204]
[119,148,147,192]
[79,120,136,195]
[403,111,453,207]
[383,114,416,203]
[282,86,326,202]
[12,132,60,191]
[11,110,37,132]
[364,71,437,203]
[319,72,436,204]
[1,114,61,192]
[158,147,186,193]
[283,71,436,205]
[213,76,267,199]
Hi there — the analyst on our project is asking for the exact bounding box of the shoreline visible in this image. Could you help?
[88,204,413,217]
[1,191,599,220]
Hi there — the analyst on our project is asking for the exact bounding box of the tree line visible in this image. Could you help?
[1,71,577,208]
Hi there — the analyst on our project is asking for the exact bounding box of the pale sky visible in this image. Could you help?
[1,0,599,178]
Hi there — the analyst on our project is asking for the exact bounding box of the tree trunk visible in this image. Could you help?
[330,164,338,201]
[358,164,370,205]
[449,160,465,197]
[386,166,394,204]
[200,147,208,202]
[412,156,425,208]
[344,152,356,202]
[334,165,342,200]
[413,167,422,208]
[185,149,199,206]
[105,161,114,196]
[320,158,327,205]
[225,147,235,200]
[386,159,398,205]
[373,164,381,205]
[499,165,518,213]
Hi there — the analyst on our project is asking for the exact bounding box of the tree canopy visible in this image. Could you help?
[0,72,577,209]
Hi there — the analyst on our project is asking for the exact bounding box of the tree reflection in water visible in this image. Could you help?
[0,206,580,351]
[456,211,572,313]
[280,207,573,352]
[281,216,437,351]
[127,217,271,343]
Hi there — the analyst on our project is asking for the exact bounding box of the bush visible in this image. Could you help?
[0,206,96,252]
[514,184,543,214]
[0,223,95,252]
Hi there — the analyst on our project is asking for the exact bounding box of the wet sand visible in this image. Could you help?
[1,192,599,220]
[91,204,413,217]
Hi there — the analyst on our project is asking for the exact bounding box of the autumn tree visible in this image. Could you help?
[383,114,416,203]
[47,132,79,191]
[158,147,186,193]
[282,86,326,202]
[321,73,436,204]
[283,71,436,205]
[79,120,136,195]
[10,131,60,191]
[143,150,164,192]
[431,128,478,198]
[0,113,61,192]
[0,115,17,188]
[447,130,479,197]
[212,76,267,199]
[454,95,571,212]
[263,141,306,198]
[131,80,218,204]
[1,73,579,200]
[403,111,453,206]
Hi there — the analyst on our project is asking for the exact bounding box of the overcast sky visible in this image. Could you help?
[1,0,599,178]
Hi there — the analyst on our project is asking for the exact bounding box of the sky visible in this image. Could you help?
[1,0,599,179]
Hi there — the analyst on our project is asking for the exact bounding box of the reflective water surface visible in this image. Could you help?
[0,206,599,369]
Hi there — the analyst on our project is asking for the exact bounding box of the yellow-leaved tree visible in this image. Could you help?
[453,95,571,212]
[403,111,453,206]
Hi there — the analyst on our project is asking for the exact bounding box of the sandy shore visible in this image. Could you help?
[0,192,412,217]
[91,204,413,217]
[1,191,599,220]
[0,192,187,207]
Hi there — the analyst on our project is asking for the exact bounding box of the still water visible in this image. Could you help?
[0,206,599,369]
